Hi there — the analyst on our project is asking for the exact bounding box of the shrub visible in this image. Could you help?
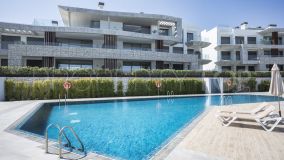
[244,78,257,92]
[5,78,115,101]
[223,78,238,93]
[126,78,204,96]
[258,80,270,92]
[116,81,124,97]
[0,66,282,78]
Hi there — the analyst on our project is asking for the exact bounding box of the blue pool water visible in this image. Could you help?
[19,95,281,160]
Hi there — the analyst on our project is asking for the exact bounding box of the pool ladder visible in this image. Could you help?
[45,124,86,159]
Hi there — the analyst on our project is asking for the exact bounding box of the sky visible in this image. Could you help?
[0,0,283,30]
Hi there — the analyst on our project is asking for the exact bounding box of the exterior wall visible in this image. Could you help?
[7,44,198,67]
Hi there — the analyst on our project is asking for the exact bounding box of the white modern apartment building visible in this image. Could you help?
[0,5,210,72]
[202,22,284,71]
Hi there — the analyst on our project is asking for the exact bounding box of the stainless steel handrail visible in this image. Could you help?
[45,124,71,153]
[58,126,85,158]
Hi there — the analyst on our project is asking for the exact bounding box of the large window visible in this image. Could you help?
[56,60,93,69]
[247,37,256,44]
[90,21,100,28]
[1,35,21,49]
[248,51,258,60]
[27,60,43,67]
[187,49,194,54]
[236,51,241,60]
[123,42,151,51]
[56,38,93,48]
[235,36,244,44]
[27,37,44,45]
[159,28,169,36]
[123,24,150,34]
[221,37,230,44]
[173,47,184,54]
[248,66,255,71]
[0,59,8,66]
[173,64,184,70]
[222,66,232,71]
[266,64,283,71]
[122,61,151,72]
[187,33,194,42]
[221,51,231,60]
[236,66,246,71]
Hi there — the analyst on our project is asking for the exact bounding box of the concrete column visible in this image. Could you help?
[151,61,156,70]
[183,63,189,70]
[169,46,173,53]
[21,36,27,44]
[151,42,155,51]
[231,50,236,61]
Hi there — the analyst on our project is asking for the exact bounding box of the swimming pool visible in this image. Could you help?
[18,95,281,160]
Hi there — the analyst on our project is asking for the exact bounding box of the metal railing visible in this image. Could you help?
[58,126,85,158]
[45,124,71,153]
[45,124,86,159]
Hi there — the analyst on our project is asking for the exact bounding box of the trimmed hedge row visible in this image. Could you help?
[1,67,283,78]
[258,80,271,92]
[126,78,204,96]
[5,78,116,101]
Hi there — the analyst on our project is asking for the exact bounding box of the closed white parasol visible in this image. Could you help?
[269,64,284,117]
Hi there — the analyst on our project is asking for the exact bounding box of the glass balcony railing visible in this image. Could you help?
[221,56,231,60]
[155,48,169,53]
[260,39,283,45]
[123,25,151,34]
[248,56,258,60]
[1,41,179,54]
[123,47,152,51]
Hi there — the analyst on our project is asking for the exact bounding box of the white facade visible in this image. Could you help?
[202,23,284,71]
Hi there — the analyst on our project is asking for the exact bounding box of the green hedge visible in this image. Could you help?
[116,81,124,97]
[5,78,115,101]
[126,78,204,96]
[1,67,283,78]
[258,80,271,92]
[223,78,258,93]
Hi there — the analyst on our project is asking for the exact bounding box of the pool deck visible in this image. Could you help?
[0,94,283,160]
[165,102,284,160]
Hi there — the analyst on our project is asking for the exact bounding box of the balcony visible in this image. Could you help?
[215,44,241,51]
[123,24,151,34]
[186,40,211,49]
[198,55,211,65]
[7,42,197,64]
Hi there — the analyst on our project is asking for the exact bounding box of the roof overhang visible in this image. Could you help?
[199,59,212,65]
[258,27,284,35]
[58,5,181,27]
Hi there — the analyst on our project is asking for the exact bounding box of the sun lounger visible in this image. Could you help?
[216,105,282,132]
[217,102,270,115]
